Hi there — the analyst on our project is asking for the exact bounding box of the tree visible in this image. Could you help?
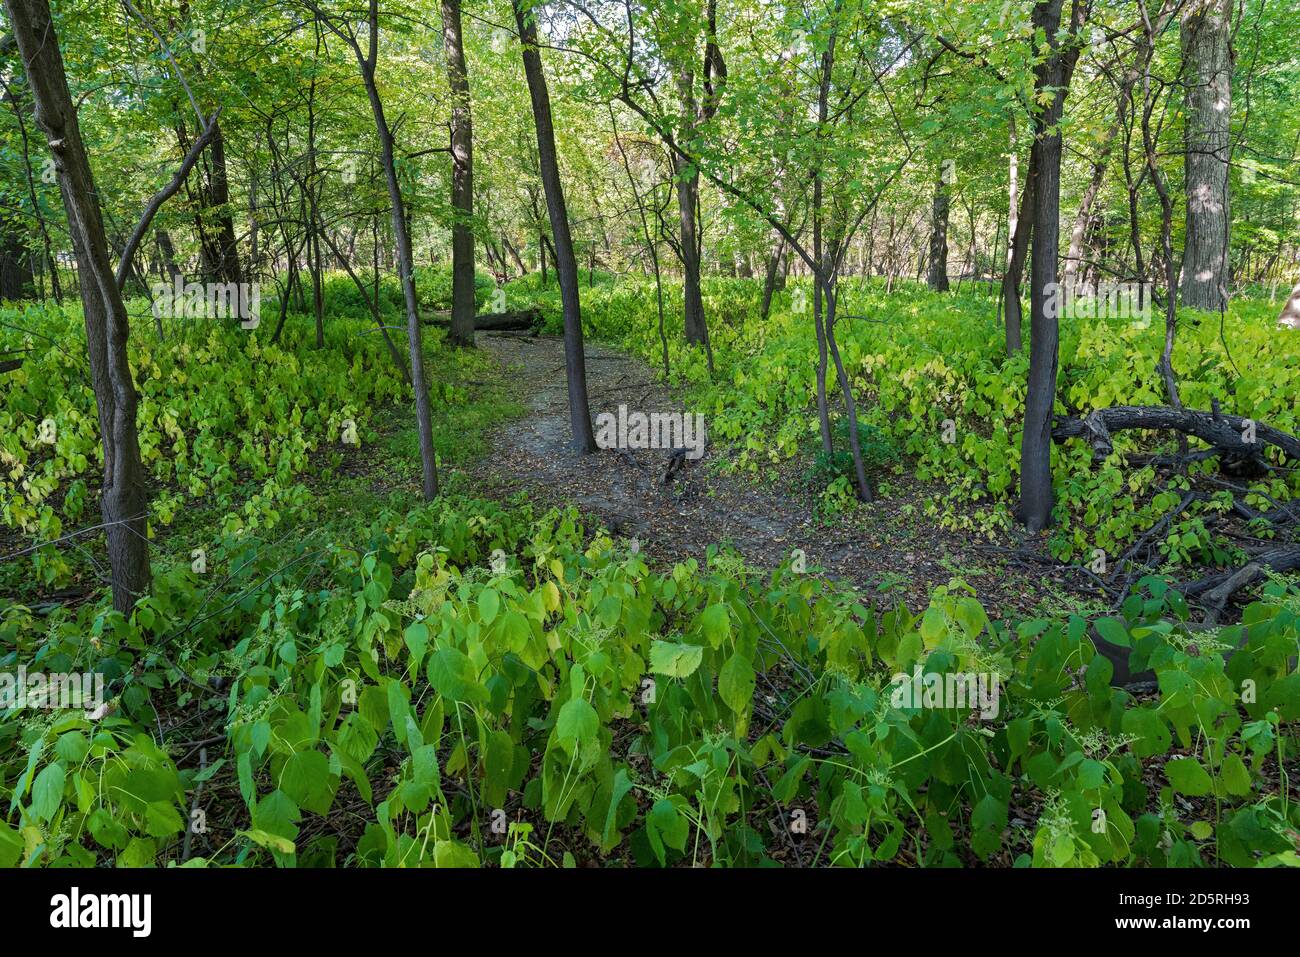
[1019,0,1088,533]
[512,0,595,454]
[5,0,152,610]
[307,0,440,499]
[1179,0,1232,311]
[926,166,951,291]
[441,0,476,348]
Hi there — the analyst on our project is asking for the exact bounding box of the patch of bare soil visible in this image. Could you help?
[462,332,1071,619]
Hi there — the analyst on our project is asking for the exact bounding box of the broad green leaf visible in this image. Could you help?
[718,653,755,714]
[1166,757,1212,796]
[649,640,704,679]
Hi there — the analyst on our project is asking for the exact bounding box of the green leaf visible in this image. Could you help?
[649,640,704,679]
[1218,753,1252,797]
[427,647,488,705]
[479,588,501,627]
[484,730,514,806]
[555,697,599,754]
[649,798,689,855]
[602,768,636,848]
[970,793,1007,861]
[1094,617,1130,648]
[1166,757,1213,796]
[242,829,296,855]
[1122,707,1171,759]
[281,750,335,815]
[403,620,430,665]
[718,653,755,714]
[699,603,731,647]
[30,763,65,823]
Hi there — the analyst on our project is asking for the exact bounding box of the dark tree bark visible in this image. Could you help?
[513,0,595,453]
[156,228,182,281]
[759,235,786,320]
[1179,0,1232,311]
[669,0,724,358]
[926,169,951,292]
[6,0,151,610]
[441,0,477,348]
[1019,0,1084,532]
[1053,404,1300,463]
[1002,140,1035,354]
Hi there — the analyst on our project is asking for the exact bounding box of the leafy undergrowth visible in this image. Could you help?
[1,280,1295,868]
[524,273,1300,567]
[0,290,513,596]
[1,491,1296,867]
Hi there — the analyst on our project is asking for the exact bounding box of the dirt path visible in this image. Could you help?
[464,332,1069,618]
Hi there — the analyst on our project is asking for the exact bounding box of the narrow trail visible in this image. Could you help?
[464,331,1065,617]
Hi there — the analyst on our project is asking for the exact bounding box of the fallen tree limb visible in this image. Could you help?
[1053,404,1300,464]
[423,307,542,332]
[1181,544,1300,598]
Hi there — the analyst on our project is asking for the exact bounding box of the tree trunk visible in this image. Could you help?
[1019,0,1070,533]
[442,0,477,348]
[513,0,595,453]
[926,169,950,292]
[199,119,243,287]
[1179,0,1232,311]
[674,153,708,347]
[6,0,151,610]
[1277,281,1300,329]
[339,6,440,500]
[1003,142,1035,354]
[759,236,785,320]
[1063,112,1121,289]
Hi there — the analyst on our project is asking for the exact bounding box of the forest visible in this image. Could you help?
[0,0,1298,881]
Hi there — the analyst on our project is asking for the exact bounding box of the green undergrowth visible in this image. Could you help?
[1,491,1296,868]
[517,273,1300,567]
[0,290,516,596]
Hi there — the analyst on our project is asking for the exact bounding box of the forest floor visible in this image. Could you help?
[461,331,1090,621]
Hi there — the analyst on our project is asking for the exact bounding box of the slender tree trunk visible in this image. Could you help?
[513,0,595,453]
[1019,0,1072,532]
[1179,0,1232,311]
[926,168,951,292]
[322,2,441,499]
[1063,111,1122,289]
[6,0,151,610]
[760,236,785,320]
[1003,141,1035,353]
[442,0,477,347]
[673,148,708,346]
[0,232,33,299]
[202,119,243,286]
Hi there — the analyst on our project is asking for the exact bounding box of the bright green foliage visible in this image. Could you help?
[541,274,1300,565]
[2,493,1295,867]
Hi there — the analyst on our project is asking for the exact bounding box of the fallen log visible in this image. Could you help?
[1053,404,1300,465]
[423,307,543,332]
[0,358,22,374]
[1180,544,1300,598]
